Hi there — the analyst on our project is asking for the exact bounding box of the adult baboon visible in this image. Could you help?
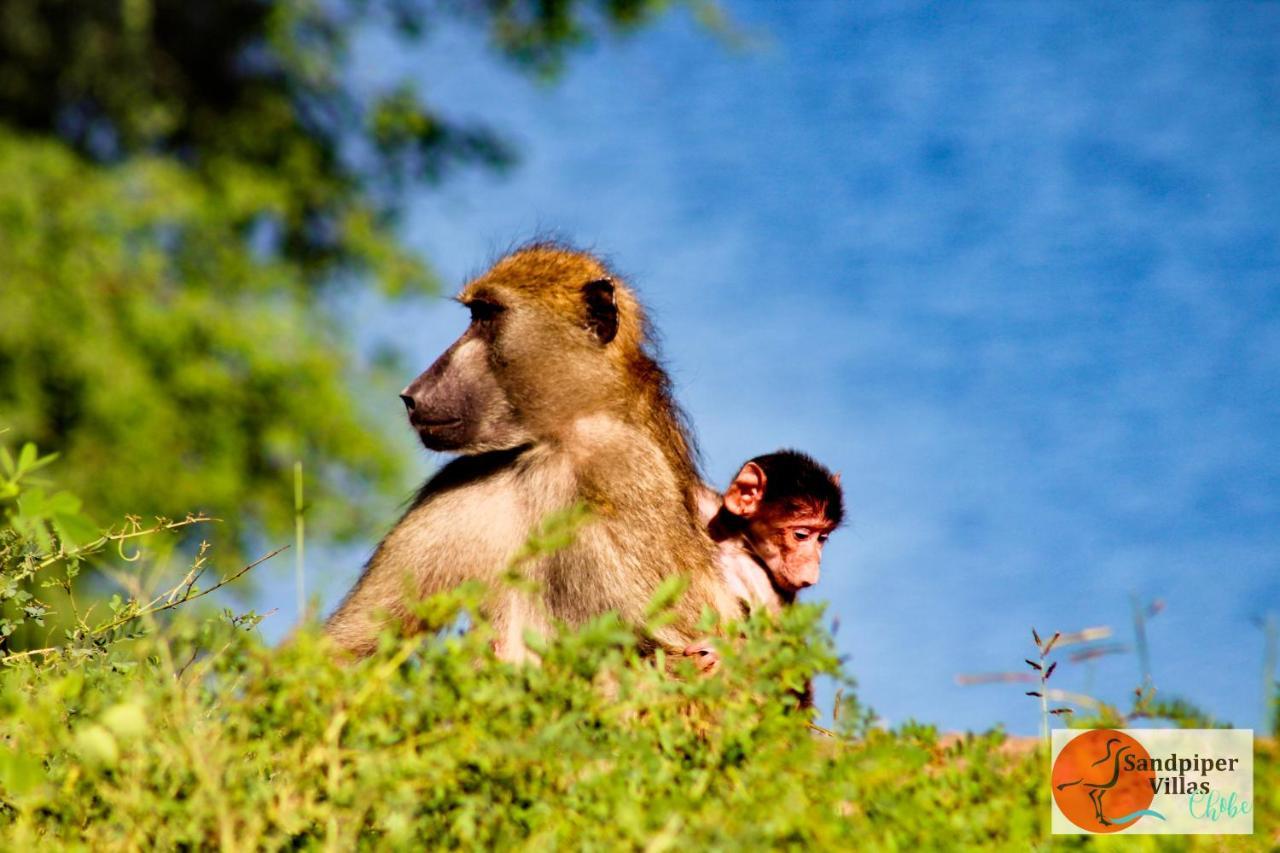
[325,244,730,660]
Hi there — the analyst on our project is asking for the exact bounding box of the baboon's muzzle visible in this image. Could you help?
[400,342,472,451]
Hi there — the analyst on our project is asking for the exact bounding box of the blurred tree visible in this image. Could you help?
[0,0,686,555]
[0,0,676,276]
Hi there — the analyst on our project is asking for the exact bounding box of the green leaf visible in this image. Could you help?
[23,449,58,475]
[522,628,549,657]
[0,750,45,799]
[52,510,99,549]
[101,703,147,741]
[16,442,36,476]
[43,491,82,516]
[644,575,689,621]
[74,724,119,768]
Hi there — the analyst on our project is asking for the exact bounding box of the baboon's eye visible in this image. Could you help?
[468,300,503,324]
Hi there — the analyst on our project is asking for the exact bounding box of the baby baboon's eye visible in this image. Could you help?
[792,528,812,541]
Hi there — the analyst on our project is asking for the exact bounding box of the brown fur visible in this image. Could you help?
[325,244,731,659]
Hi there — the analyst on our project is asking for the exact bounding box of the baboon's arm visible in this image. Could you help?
[325,480,528,658]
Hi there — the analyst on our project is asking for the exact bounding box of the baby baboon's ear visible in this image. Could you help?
[723,461,767,518]
[582,278,618,344]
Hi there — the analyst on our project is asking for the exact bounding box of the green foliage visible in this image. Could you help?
[0,440,96,553]
[1070,690,1228,734]
[0,436,266,658]
[0,0,677,269]
[0,0,686,555]
[0,453,1273,849]
[1,600,1273,849]
[0,133,414,551]
[1127,691,1228,730]
[0,440,85,644]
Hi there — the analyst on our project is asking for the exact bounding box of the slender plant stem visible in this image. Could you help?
[294,460,306,620]
[1039,645,1049,749]
[1131,593,1152,689]
[1263,613,1278,735]
[0,545,284,664]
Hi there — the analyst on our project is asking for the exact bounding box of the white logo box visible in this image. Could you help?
[1050,728,1253,835]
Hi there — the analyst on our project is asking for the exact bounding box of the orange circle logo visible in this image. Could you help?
[1052,730,1159,832]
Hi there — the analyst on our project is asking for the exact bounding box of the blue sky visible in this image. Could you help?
[269,1,1280,734]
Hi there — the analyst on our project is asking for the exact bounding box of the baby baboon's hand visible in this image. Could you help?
[682,641,720,675]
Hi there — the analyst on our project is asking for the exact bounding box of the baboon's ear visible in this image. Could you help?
[582,279,618,345]
[723,462,766,518]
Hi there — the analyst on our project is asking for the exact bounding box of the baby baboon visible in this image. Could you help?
[325,243,731,660]
[686,450,844,673]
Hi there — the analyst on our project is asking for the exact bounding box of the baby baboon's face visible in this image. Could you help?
[744,502,835,593]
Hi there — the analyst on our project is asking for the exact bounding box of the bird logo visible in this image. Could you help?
[1052,729,1166,832]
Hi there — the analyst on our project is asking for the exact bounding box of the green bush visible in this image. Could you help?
[0,441,1274,849]
[2,604,1273,850]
